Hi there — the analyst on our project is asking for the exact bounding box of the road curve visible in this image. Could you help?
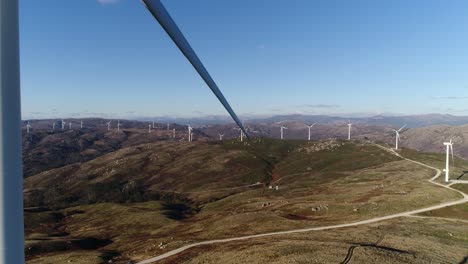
[137,144,468,264]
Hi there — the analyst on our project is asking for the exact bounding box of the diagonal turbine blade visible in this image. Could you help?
[141,0,249,139]
[398,124,407,132]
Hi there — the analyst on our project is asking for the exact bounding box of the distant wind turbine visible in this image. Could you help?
[392,124,406,150]
[172,128,176,138]
[152,121,155,129]
[52,121,55,131]
[306,123,317,141]
[26,121,31,134]
[148,124,152,133]
[188,125,192,142]
[280,126,288,140]
[61,120,66,130]
[141,0,249,139]
[347,121,352,140]
[117,120,122,131]
[80,120,84,129]
[443,140,454,183]
[219,133,224,140]
[106,121,111,131]
[68,122,72,130]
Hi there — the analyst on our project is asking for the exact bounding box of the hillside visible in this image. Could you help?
[23,139,468,263]
[22,125,208,177]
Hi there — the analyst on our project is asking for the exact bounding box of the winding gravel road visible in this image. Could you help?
[137,144,468,264]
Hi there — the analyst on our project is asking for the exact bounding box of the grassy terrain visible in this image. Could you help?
[156,217,468,264]
[400,148,468,182]
[24,139,467,263]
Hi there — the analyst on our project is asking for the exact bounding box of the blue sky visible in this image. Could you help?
[20,0,468,119]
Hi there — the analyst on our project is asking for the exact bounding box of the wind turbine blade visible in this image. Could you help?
[141,0,249,139]
[398,124,407,132]
[450,145,454,167]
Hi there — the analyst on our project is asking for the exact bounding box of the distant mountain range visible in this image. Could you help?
[129,114,468,128]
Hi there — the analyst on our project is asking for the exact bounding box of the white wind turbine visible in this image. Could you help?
[148,124,152,133]
[347,121,352,140]
[152,121,155,129]
[280,126,288,140]
[68,122,72,130]
[172,128,176,138]
[218,133,224,140]
[117,120,122,131]
[80,120,83,129]
[61,119,66,130]
[392,124,406,150]
[306,123,317,141]
[106,121,111,131]
[52,121,55,131]
[443,140,454,183]
[188,125,192,142]
[26,121,31,134]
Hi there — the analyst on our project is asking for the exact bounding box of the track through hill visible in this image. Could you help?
[137,143,468,264]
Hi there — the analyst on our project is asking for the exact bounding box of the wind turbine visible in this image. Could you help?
[117,120,122,131]
[141,0,249,139]
[392,124,406,150]
[52,121,55,131]
[26,121,31,134]
[148,124,152,133]
[218,133,224,140]
[280,126,288,140]
[106,121,111,131]
[306,123,317,141]
[172,128,176,138]
[80,120,83,129]
[68,122,72,130]
[443,140,454,183]
[61,119,66,130]
[347,121,352,140]
[188,125,192,142]
[167,123,170,131]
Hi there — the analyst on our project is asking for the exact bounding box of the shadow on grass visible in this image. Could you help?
[459,256,468,264]
[161,202,195,220]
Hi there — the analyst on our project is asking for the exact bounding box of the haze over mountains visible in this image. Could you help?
[129,113,468,128]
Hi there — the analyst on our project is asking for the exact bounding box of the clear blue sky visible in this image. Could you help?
[20,0,468,119]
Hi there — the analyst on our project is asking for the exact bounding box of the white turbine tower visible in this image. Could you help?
[443,140,454,183]
[148,124,152,133]
[26,121,31,134]
[347,121,352,140]
[188,125,192,142]
[61,119,66,130]
[152,121,155,129]
[80,120,83,129]
[218,133,224,140]
[167,123,170,131]
[172,128,176,138]
[52,121,55,131]
[117,120,122,131]
[306,123,317,141]
[392,124,407,150]
[68,122,72,130]
[106,121,111,131]
[280,126,288,140]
